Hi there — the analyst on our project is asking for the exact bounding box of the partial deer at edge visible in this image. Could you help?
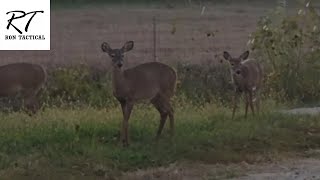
[223,50,263,119]
[101,41,177,147]
[0,63,47,114]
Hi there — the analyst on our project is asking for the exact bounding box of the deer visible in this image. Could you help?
[101,41,177,147]
[223,50,263,119]
[0,62,47,114]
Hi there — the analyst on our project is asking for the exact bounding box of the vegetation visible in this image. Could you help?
[43,1,320,108]
[39,62,232,108]
[0,103,319,178]
[42,65,117,108]
[0,0,320,179]
[250,1,320,104]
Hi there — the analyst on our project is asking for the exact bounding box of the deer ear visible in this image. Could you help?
[101,42,112,53]
[239,51,249,61]
[121,41,134,52]
[223,51,232,61]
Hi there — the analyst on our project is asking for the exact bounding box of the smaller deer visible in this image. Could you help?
[101,41,177,147]
[0,63,47,114]
[223,50,263,118]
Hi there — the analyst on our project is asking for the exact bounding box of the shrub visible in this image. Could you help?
[249,1,320,104]
[176,61,233,106]
[38,61,233,108]
[42,64,117,108]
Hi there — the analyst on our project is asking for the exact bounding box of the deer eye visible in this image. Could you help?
[110,54,115,58]
[231,63,234,66]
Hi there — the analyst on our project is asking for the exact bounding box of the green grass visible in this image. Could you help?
[0,101,319,178]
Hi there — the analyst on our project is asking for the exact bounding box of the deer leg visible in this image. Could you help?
[166,101,174,137]
[119,100,126,117]
[120,101,133,147]
[22,90,39,116]
[118,100,126,140]
[232,90,240,119]
[244,93,249,118]
[160,97,175,137]
[151,95,168,140]
[255,91,260,116]
[156,112,168,140]
[249,91,255,116]
[256,97,260,115]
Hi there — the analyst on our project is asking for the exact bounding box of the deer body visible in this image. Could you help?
[0,63,46,113]
[232,60,262,93]
[223,51,263,118]
[113,62,176,101]
[102,41,176,146]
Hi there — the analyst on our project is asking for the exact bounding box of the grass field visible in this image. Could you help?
[0,101,319,179]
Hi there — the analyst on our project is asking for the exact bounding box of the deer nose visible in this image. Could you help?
[117,64,123,68]
[236,70,241,75]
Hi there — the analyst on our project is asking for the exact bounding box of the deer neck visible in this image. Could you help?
[112,67,129,98]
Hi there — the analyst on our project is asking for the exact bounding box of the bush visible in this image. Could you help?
[42,64,117,108]
[249,1,320,104]
[176,61,233,105]
[39,61,233,108]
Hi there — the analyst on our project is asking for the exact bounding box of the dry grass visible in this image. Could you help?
[0,4,270,70]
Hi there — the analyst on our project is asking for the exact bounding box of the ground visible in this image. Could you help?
[122,156,320,180]
[121,108,320,180]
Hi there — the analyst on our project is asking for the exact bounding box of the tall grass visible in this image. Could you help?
[31,62,233,110]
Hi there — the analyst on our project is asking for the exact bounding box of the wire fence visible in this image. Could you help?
[0,3,288,68]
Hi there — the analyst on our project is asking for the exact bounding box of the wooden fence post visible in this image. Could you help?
[153,16,157,62]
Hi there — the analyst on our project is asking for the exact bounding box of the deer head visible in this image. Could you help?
[223,50,250,78]
[101,41,134,68]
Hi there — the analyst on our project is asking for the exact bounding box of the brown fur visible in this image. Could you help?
[223,51,263,118]
[102,41,177,147]
[0,62,47,114]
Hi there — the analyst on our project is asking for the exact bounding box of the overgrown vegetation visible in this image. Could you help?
[176,62,233,105]
[38,62,233,109]
[250,1,320,104]
[41,2,320,108]
[42,65,117,108]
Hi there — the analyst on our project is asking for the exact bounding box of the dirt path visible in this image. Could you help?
[281,107,320,116]
[235,157,320,180]
[236,108,320,180]
[121,156,320,180]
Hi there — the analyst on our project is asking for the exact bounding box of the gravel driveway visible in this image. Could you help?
[121,156,320,180]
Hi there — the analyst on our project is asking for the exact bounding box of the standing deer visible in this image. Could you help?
[0,62,47,114]
[223,50,263,119]
[101,41,177,147]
